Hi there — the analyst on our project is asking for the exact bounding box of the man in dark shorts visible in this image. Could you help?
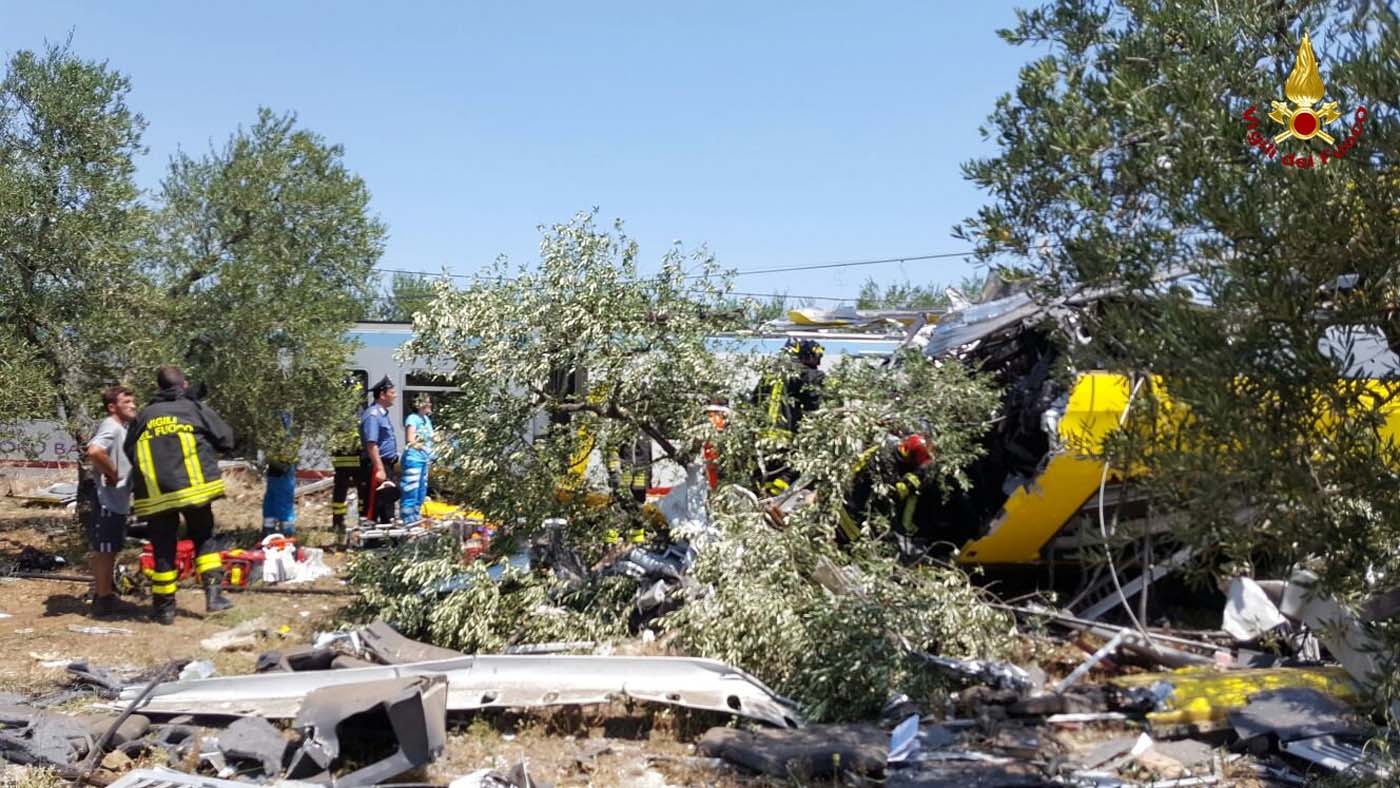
[86,384,137,617]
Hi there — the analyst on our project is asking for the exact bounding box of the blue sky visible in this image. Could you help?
[3,2,1038,305]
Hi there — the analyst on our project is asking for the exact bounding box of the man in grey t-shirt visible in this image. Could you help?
[86,384,136,617]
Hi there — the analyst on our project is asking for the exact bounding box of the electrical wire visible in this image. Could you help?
[1097,374,1155,645]
[375,249,979,286]
[683,250,977,279]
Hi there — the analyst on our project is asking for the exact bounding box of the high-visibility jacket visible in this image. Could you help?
[608,437,653,495]
[752,364,826,441]
[124,389,236,517]
[329,408,363,468]
[839,445,924,542]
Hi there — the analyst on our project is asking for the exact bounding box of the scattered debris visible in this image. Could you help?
[1279,734,1390,779]
[286,675,447,786]
[1111,666,1360,726]
[1228,686,1366,743]
[1220,576,1287,642]
[124,648,803,727]
[699,723,888,778]
[177,660,216,682]
[67,624,134,637]
[199,617,270,652]
[216,716,291,778]
[449,761,544,788]
[12,481,78,506]
[357,618,464,664]
[106,767,317,787]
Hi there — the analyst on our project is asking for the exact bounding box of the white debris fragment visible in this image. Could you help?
[1222,577,1287,641]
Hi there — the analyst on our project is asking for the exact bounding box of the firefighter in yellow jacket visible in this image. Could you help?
[123,366,237,625]
[329,375,364,533]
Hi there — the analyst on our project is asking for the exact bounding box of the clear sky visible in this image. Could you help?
[2,1,1039,305]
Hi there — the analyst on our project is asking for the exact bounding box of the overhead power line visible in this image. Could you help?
[376,249,977,285]
[696,250,976,279]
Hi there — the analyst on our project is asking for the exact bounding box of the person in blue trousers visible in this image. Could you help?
[262,411,298,537]
[400,394,434,523]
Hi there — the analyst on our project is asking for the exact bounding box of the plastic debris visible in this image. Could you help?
[1221,577,1286,642]
[177,661,216,682]
[888,714,920,763]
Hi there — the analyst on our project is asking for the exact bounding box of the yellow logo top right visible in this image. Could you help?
[1243,30,1368,169]
[1269,32,1341,144]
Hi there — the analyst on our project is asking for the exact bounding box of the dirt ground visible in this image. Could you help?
[0,470,781,787]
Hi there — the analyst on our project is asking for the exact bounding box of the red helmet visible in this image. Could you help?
[898,434,932,467]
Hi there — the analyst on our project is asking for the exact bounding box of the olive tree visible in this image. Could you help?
[0,42,160,472]
[152,108,385,463]
[960,0,1400,724]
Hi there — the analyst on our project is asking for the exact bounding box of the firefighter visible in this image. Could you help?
[752,338,825,495]
[608,435,652,505]
[838,433,934,545]
[329,376,364,533]
[123,366,237,625]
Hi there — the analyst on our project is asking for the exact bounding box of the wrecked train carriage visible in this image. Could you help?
[919,290,1400,568]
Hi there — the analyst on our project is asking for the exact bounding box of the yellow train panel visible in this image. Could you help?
[957,371,1400,565]
[958,372,1133,565]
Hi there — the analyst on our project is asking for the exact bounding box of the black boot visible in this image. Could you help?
[203,570,234,613]
[152,594,176,626]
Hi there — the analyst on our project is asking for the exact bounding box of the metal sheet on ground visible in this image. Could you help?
[120,654,802,728]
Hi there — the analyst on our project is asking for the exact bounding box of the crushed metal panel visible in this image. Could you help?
[1111,666,1359,727]
[123,655,803,728]
[359,619,465,664]
[216,716,290,777]
[1280,735,1390,779]
[1227,687,1364,743]
[958,371,1133,564]
[106,767,321,787]
[286,675,447,787]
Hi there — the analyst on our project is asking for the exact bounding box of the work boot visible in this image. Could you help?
[152,595,176,626]
[203,571,234,613]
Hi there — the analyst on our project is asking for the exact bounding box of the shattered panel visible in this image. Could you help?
[123,654,802,728]
[286,675,447,787]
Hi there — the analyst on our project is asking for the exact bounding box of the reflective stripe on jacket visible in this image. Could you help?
[124,389,235,517]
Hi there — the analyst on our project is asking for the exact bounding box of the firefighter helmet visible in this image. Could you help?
[898,433,933,467]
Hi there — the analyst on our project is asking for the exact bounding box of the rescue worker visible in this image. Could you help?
[360,375,400,524]
[261,411,297,537]
[399,393,435,523]
[329,376,364,533]
[839,433,934,545]
[123,366,236,624]
[702,401,731,490]
[751,338,825,495]
[608,435,652,505]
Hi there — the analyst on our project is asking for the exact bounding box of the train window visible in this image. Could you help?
[404,372,455,388]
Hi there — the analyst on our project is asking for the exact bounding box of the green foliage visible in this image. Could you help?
[349,212,1014,723]
[0,42,158,441]
[402,211,743,534]
[152,108,386,460]
[855,278,948,310]
[854,274,988,311]
[712,349,1003,527]
[661,510,1016,722]
[343,535,632,650]
[961,0,1400,721]
[371,272,439,322]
